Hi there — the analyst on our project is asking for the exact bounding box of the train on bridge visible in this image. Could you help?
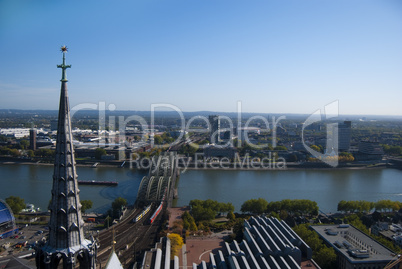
[133,204,152,223]
[149,187,167,224]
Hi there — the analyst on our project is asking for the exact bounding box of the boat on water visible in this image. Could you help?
[77,180,118,186]
[21,203,40,213]
[92,162,99,168]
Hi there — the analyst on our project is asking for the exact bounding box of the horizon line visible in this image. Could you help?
[0,108,401,118]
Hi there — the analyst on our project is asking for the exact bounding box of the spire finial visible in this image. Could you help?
[57,46,71,82]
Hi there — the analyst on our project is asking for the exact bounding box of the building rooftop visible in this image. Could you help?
[0,200,14,225]
[311,224,396,264]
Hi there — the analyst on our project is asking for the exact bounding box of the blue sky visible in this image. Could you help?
[0,0,401,115]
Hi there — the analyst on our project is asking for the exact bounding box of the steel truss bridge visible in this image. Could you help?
[136,152,177,206]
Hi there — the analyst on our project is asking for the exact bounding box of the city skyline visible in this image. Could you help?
[0,1,401,115]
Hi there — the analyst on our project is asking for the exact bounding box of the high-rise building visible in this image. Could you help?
[36,47,97,269]
[29,129,37,150]
[208,115,220,144]
[337,121,351,152]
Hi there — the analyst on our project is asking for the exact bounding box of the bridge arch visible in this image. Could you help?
[135,152,176,205]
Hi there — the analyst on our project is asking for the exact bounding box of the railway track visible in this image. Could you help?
[95,206,164,267]
[94,152,176,267]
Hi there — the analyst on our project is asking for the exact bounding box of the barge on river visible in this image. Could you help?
[77,180,118,186]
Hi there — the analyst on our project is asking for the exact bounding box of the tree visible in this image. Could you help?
[382,144,402,156]
[274,145,287,151]
[111,197,127,218]
[81,200,93,214]
[94,148,107,160]
[375,200,402,212]
[227,211,235,221]
[139,151,151,158]
[266,199,318,216]
[34,148,55,158]
[191,205,216,222]
[20,140,29,150]
[5,196,25,214]
[339,152,355,162]
[9,148,21,157]
[182,211,197,232]
[189,199,234,222]
[232,218,245,242]
[154,135,163,145]
[27,150,35,158]
[161,132,174,143]
[309,145,322,153]
[168,233,184,256]
[180,144,199,156]
[241,198,268,215]
[314,247,337,269]
[293,224,336,269]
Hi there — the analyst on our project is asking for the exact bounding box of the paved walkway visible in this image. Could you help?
[168,207,228,268]
[168,207,188,230]
[182,236,224,267]
[181,244,187,268]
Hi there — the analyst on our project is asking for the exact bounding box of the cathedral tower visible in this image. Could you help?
[36,47,97,269]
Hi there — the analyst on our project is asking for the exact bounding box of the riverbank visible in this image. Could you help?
[0,157,392,171]
[0,157,125,168]
[179,161,389,171]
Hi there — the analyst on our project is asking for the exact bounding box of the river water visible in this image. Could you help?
[0,164,147,213]
[1,164,401,213]
[175,168,402,213]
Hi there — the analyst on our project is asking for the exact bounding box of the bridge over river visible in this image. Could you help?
[136,151,178,207]
[96,152,178,267]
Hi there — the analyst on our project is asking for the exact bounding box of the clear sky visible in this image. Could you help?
[0,0,401,115]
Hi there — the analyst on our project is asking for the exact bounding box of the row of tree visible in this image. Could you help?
[5,196,93,215]
[154,132,175,145]
[189,199,234,222]
[307,155,354,163]
[338,199,402,213]
[0,146,57,159]
[382,144,402,156]
[0,146,22,157]
[241,198,319,217]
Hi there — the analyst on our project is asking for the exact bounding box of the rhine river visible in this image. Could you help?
[0,164,401,214]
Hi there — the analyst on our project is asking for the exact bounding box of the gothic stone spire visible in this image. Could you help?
[36,47,97,269]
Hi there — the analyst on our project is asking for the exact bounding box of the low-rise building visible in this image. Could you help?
[204,145,236,159]
[355,141,384,161]
[311,224,398,269]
